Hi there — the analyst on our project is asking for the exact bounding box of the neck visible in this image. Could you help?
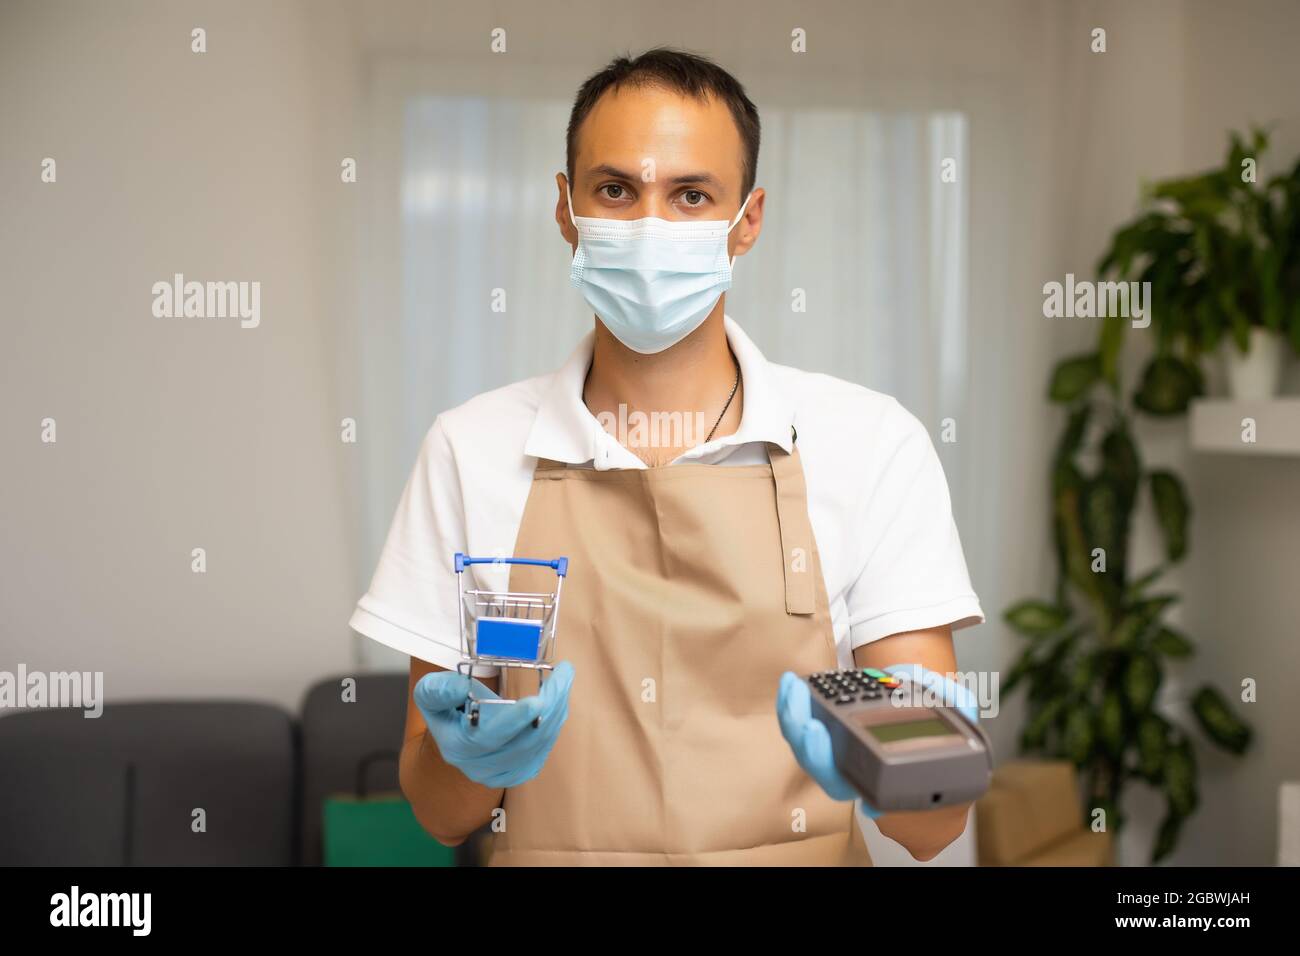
[583,299,743,465]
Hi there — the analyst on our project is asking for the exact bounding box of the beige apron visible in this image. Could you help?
[492,441,871,866]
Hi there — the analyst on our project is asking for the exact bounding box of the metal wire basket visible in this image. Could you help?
[454,553,568,726]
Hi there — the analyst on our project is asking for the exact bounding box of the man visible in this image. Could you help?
[350,48,984,865]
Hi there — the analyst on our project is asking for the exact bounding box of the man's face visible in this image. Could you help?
[557,83,763,259]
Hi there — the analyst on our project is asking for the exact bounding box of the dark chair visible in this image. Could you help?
[299,673,410,866]
[300,672,487,866]
[0,701,296,866]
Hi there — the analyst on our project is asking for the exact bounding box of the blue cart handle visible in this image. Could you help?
[455,552,568,577]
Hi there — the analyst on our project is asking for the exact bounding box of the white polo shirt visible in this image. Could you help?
[350,316,984,673]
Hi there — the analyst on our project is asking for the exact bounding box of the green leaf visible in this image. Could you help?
[1025,631,1080,705]
[1125,566,1167,599]
[1091,425,1139,589]
[1100,424,1142,508]
[1133,356,1202,416]
[1063,704,1095,765]
[1052,458,1085,499]
[1004,600,1070,637]
[1070,649,1101,693]
[1230,308,1251,352]
[1000,646,1037,696]
[1021,698,1065,750]
[1151,626,1195,657]
[1149,471,1191,562]
[1099,317,1125,389]
[1055,404,1092,468]
[1083,479,1122,578]
[1052,406,1091,597]
[1110,594,1177,648]
[1058,485,1114,630]
[1049,354,1102,403]
[1124,653,1161,714]
[1137,714,1170,781]
[1099,691,1125,757]
[1191,685,1253,755]
[1151,810,1184,864]
[1162,738,1198,816]
[1195,297,1222,352]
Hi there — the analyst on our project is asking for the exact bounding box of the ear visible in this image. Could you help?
[729,187,765,260]
[556,172,578,250]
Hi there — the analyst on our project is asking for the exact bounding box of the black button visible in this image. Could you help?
[836,695,855,704]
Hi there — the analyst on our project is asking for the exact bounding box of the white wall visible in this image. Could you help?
[1172,0,1300,868]
[0,0,363,710]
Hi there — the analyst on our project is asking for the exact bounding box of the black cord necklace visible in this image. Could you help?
[704,355,742,444]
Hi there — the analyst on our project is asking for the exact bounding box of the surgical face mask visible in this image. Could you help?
[567,181,752,354]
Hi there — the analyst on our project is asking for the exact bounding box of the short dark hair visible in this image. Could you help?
[566,48,761,199]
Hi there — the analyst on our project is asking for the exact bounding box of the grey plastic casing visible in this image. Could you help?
[807,671,993,811]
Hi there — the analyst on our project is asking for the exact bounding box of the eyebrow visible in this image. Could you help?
[584,164,723,189]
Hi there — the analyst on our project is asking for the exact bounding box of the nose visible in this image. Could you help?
[636,192,675,220]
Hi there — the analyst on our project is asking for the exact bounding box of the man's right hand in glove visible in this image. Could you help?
[412,660,575,789]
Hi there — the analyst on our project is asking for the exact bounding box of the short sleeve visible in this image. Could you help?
[348,418,488,673]
[845,400,984,648]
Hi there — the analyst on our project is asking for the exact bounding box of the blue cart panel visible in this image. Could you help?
[475,618,543,662]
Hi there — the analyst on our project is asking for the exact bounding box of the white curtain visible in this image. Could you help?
[726,109,968,430]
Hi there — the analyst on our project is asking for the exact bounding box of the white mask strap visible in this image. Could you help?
[728,191,754,232]
[565,177,577,230]
[727,191,754,270]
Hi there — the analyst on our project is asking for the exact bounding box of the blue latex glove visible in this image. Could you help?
[414,661,574,789]
[777,664,980,818]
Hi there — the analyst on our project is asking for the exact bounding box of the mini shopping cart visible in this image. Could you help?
[454,552,568,727]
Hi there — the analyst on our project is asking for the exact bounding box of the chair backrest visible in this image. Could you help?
[298,672,409,866]
[0,701,296,865]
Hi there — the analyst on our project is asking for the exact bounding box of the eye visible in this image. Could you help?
[599,183,627,200]
[680,189,707,207]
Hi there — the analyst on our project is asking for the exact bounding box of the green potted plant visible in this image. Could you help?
[1000,129,1293,863]
[1095,127,1300,402]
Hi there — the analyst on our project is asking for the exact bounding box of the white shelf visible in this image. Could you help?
[1189,398,1300,456]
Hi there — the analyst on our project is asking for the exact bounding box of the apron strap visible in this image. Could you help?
[768,438,817,615]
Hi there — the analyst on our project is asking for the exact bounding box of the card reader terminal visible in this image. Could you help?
[806,668,993,811]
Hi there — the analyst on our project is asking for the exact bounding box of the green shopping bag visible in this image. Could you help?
[322,751,456,867]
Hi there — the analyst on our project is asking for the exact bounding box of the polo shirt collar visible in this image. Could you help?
[523,315,795,467]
